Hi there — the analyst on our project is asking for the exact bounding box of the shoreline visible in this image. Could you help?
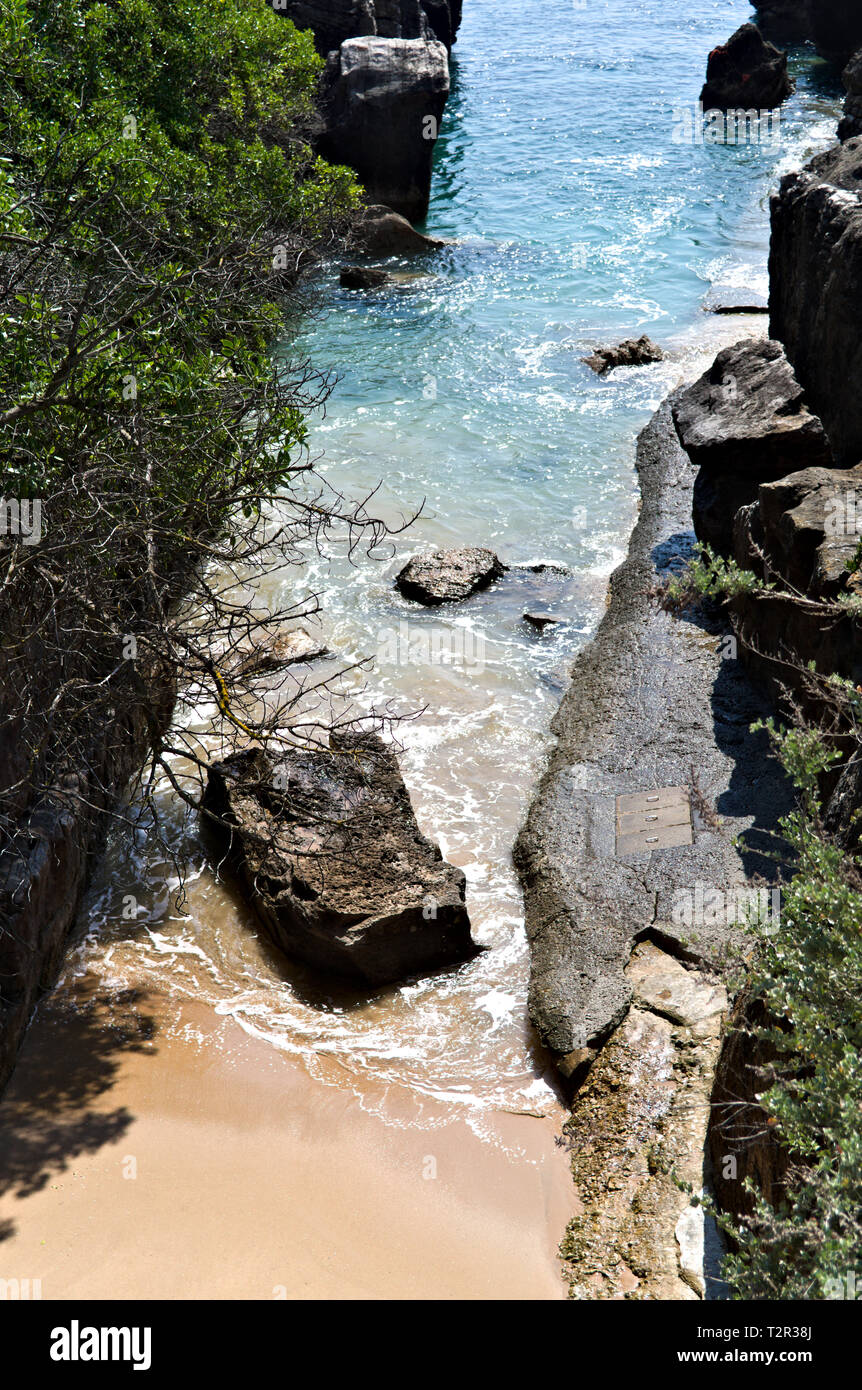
[0,975,575,1300]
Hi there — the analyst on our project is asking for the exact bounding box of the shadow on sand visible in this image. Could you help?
[0,981,157,1241]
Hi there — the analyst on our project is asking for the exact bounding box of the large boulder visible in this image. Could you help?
[672,339,833,554]
[839,51,862,141]
[318,36,449,222]
[355,204,444,252]
[701,24,794,112]
[395,546,506,605]
[770,140,862,465]
[202,733,478,986]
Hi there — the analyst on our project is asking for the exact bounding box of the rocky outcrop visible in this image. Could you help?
[515,399,792,1297]
[839,50,862,141]
[701,24,794,112]
[769,140,862,465]
[728,467,862,707]
[395,546,506,605]
[753,0,862,64]
[355,204,444,252]
[582,336,664,375]
[0,604,176,1094]
[736,464,862,600]
[318,36,449,222]
[202,733,478,986]
[560,943,727,1301]
[269,0,461,56]
[708,991,789,1223]
[672,340,833,554]
[751,1,813,44]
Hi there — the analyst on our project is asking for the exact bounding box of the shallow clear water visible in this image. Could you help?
[65,2,843,1136]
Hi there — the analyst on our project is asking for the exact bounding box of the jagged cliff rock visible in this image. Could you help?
[318,35,449,221]
[700,24,793,112]
[753,0,862,64]
[839,50,862,140]
[671,340,832,555]
[269,0,461,54]
[729,466,862,710]
[0,602,176,1094]
[769,139,862,466]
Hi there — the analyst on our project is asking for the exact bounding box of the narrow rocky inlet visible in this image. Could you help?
[2,0,859,1327]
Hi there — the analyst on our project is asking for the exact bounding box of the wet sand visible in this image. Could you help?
[0,979,574,1300]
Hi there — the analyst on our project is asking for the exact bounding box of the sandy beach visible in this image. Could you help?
[0,977,574,1300]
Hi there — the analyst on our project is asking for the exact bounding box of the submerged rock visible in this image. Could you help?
[340,264,390,288]
[672,339,833,554]
[523,612,563,630]
[702,286,769,315]
[395,546,507,605]
[319,37,449,222]
[700,23,793,112]
[582,336,665,375]
[202,733,478,986]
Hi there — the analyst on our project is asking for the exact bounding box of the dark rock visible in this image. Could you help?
[318,37,449,223]
[753,0,862,64]
[734,464,862,599]
[824,756,862,850]
[202,733,478,986]
[420,0,462,50]
[395,546,507,605]
[582,336,665,375]
[355,204,444,253]
[769,139,862,464]
[731,481,862,708]
[751,0,813,45]
[700,24,794,112]
[671,339,833,554]
[839,50,862,141]
[340,264,390,288]
[268,0,462,56]
[524,612,564,630]
[702,286,769,315]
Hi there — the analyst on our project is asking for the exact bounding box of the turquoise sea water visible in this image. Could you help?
[68,4,843,1125]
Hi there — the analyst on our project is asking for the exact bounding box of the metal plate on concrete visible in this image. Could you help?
[616,787,693,856]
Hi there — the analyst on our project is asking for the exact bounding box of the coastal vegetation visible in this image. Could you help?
[665,544,862,1299]
[0,0,381,868]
